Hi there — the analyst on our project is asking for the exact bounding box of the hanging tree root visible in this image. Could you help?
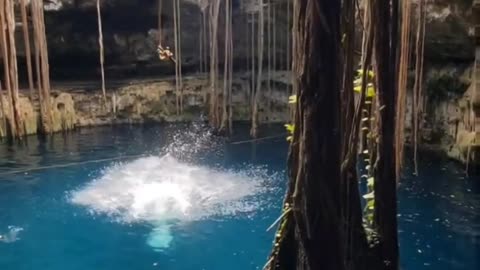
[263,203,292,270]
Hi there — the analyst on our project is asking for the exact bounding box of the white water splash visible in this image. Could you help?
[70,154,275,250]
[0,226,23,243]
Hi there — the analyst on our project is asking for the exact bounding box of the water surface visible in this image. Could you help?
[0,124,478,270]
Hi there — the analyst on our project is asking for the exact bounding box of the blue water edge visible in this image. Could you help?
[0,123,478,270]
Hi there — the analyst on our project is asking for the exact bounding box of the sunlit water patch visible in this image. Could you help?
[70,154,278,250]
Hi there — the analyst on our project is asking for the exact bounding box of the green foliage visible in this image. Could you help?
[367,177,374,189]
[288,95,297,104]
[363,191,375,200]
[285,124,295,142]
[354,69,376,97]
[285,95,296,142]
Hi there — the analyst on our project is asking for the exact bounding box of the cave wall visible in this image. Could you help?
[38,0,289,80]
[0,72,291,138]
[5,0,480,165]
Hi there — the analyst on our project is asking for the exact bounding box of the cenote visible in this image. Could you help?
[1,0,480,269]
[0,124,478,270]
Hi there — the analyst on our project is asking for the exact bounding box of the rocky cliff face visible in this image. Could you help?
[0,72,291,137]
[37,0,289,80]
[4,0,480,165]
[419,0,478,164]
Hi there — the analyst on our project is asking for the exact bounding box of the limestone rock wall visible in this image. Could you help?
[0,72,290,138]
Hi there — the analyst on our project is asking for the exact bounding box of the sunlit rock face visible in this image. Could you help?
[0,71,291,138]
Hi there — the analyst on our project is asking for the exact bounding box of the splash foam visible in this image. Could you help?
[70,154,275,250]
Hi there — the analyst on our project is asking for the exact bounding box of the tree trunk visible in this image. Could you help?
[20,0,34,100]
[228,8,233,135]
[265,1,347,269]
[221,0,230,132]
[4,0,24,138]
[32,0,53,134]
[395,0,412,179]
[0,81,6,137]
[0,0,16,138]
[250,1,264,138]
[208,0,221,128]
[371,0,400,268]
[412,0,426,175]
[340,0,370,269]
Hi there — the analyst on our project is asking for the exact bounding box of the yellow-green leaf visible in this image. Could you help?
[367,199,375,210]
[353,84,376,98]
[363,191,375,200]
[356,69,375,79]
[288,95,297,104]
[284,124,295,134]
[367,177,374,188]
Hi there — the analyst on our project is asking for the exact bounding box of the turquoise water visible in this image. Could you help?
[0,124,478,269]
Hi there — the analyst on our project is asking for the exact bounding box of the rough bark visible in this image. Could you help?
[208,0,221,127]
[395,0,412,180]
[266,1,346,269]
[32,0,53,134]
[340,0,370,268]
[20,0,34,100]
[221,0,231,133]
[0,0,16,138]
[371,0,400,268]
[3,0,24,138]
[412,0,426,175]
[250,1,264,138]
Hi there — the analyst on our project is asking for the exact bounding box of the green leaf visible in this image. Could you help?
[367,177,375,188]
[367,199,375,210]
[356,69,375,79]
[363,191,375,200]
[288,95,297,104]
[284,124,295,134]
[367,86,376,97]
[286,136,293,142]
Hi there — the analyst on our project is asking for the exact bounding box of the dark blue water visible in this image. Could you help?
[0,124,478,270]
